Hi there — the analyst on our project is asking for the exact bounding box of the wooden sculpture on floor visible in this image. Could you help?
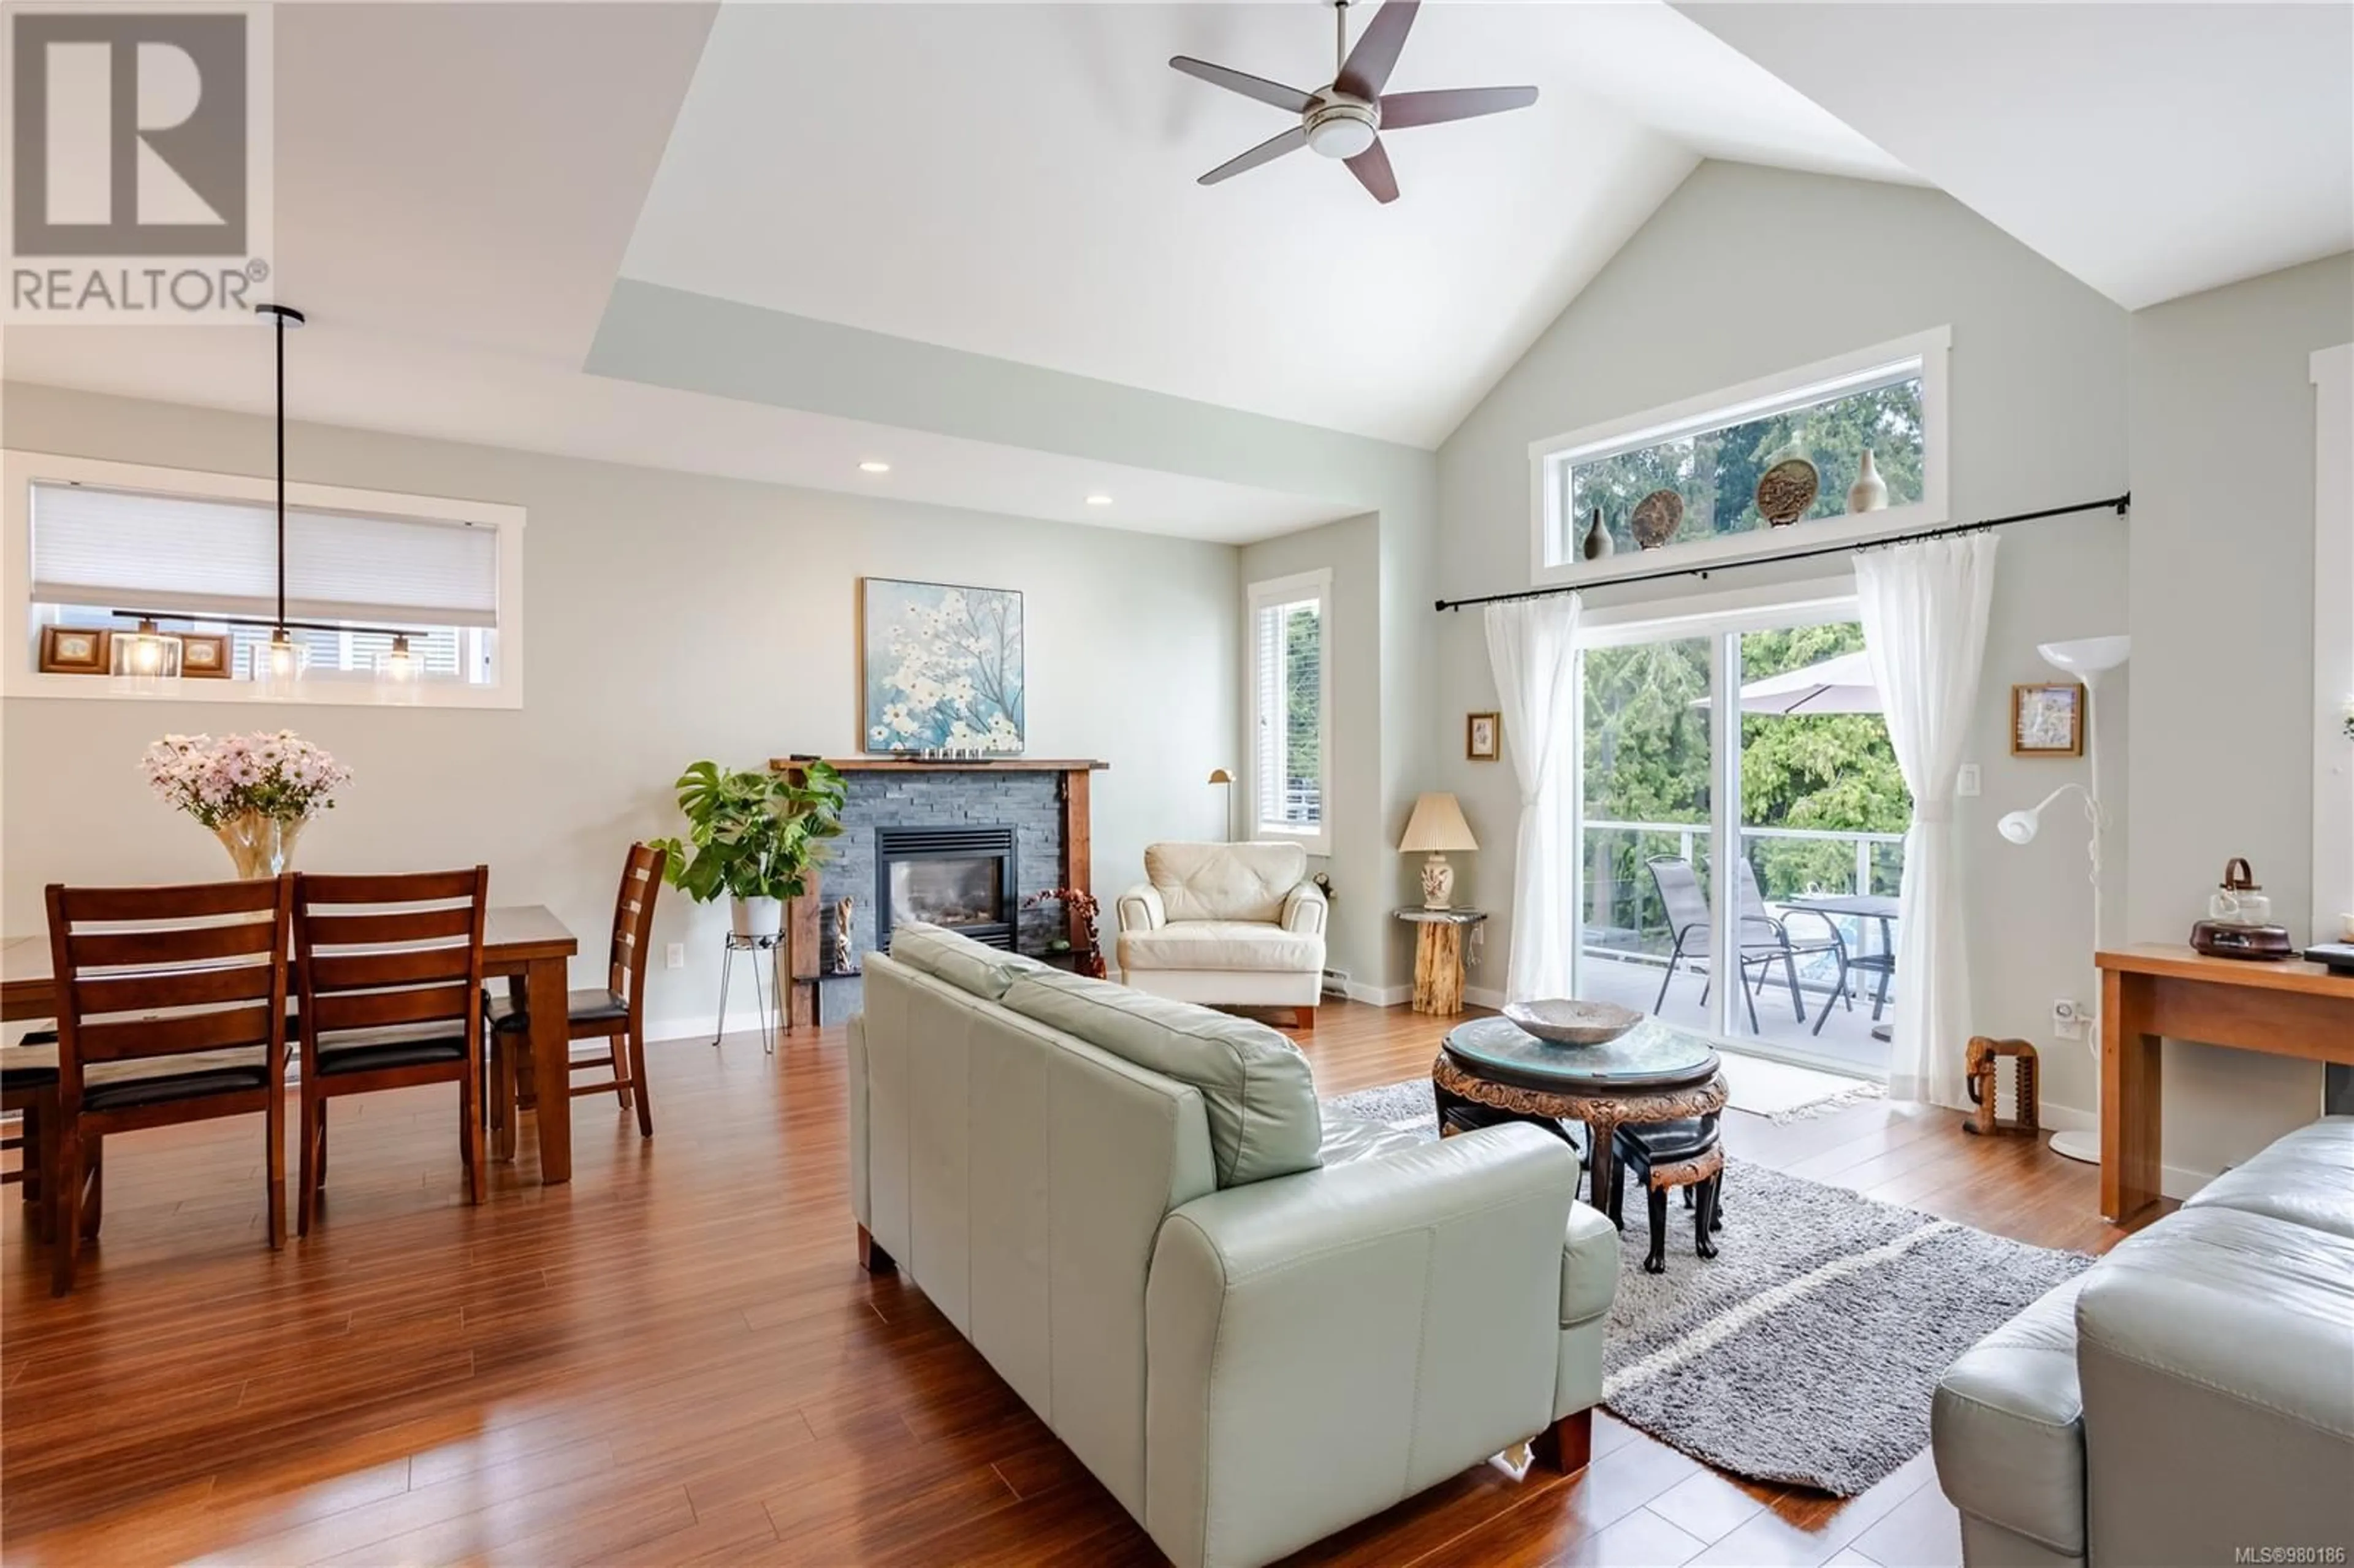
[1962,1035,2040,1136]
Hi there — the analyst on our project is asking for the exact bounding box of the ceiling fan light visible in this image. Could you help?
[1306,112,1377,159]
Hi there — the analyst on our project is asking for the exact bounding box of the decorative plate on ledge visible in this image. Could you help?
[1502,998,1644,1046]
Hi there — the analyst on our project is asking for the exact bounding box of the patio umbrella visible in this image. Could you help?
[1694,649,1883,715]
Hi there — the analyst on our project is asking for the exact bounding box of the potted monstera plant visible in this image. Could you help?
[650,759,848,937]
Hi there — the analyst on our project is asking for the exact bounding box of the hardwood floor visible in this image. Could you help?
[1,1001,2143,1567]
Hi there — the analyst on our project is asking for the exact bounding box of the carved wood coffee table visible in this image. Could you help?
[1433,1014,1728,1216]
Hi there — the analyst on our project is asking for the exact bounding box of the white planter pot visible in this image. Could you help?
[731,895,783,938]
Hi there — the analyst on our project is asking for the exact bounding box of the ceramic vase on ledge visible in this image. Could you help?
[1847,449,1889,514]
[215,810,304,879]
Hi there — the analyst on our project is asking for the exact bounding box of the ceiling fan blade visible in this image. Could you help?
[1200,125,1310,186]
[1170,56,1316,115]
[1335,0,1420,101]
[1379,85,1539,129]
[1345,137,1400,204]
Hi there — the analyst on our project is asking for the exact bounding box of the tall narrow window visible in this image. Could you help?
[1247,569,1331,853]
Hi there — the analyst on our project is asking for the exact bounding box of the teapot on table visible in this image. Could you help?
[2192,858,2294,960]
[2206,858,2272,926]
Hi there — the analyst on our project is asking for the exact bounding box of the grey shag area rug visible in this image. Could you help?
[1320,1080,2093,1496]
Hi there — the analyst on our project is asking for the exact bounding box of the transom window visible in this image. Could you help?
[1247,568,1330,854]
[4,452,525,708]
[1531,328,1949,587]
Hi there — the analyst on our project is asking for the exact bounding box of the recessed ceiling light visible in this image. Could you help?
[1085,494,1113,506]
[859,460,891,474]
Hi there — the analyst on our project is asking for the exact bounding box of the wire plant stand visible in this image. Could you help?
[710,931,785,1056]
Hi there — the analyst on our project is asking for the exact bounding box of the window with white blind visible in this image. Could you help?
[1247,568,1331,854]
[5,451,525,707]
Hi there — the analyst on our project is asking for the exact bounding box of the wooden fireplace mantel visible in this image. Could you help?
[767,756,1108,1026]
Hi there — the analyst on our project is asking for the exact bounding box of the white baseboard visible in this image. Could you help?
[1465,984,1504,1010]
[2037,1100,2216,1199]
[2039,1100,2094,1133]
[1346,981,1411,1007]
[646,1012,781,1046]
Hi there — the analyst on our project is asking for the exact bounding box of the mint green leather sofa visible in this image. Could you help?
[849,923,1620,1568]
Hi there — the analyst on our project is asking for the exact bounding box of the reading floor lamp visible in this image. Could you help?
[1997,635,2128,1164]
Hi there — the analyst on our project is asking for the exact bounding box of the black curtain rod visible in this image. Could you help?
[1434,493,2131,613]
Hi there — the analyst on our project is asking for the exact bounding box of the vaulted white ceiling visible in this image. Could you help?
[1682,2,2354,310]
[4,2,2347,544]
[618,1,1913,447]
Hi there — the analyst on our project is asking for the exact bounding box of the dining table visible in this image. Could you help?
[1,903,583,1184]
[1783,892,1899,1041]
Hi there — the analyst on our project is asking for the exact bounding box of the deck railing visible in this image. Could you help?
[1579,817,1905,961]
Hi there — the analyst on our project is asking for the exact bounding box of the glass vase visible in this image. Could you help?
[214,811,304,879]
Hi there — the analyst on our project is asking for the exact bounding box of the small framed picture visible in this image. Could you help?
[37,626,108,674]
[178,633,231,678]
[2011,682,2085,756]
[1466,711,1501,761]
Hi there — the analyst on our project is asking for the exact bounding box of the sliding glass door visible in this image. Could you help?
[1571,600,1905,1075]
[1575,636,1715,1030]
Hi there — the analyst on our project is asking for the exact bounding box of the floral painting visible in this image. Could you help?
[863,578,1025,753]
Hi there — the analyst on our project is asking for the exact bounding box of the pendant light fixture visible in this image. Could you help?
[109,615,185,695]
[253,302,308,698]
[376,631,422,702]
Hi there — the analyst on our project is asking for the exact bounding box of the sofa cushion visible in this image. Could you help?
[2181,1114,2354,1239]
[1932,1275,2089,1558]
[1560,1200,1620,1328]
[1317,1113,1428,1166]
[888,921,1045,1002]
[998,969,1320,1187]
[1116,920,1324,975]
[1145,842,1305,924]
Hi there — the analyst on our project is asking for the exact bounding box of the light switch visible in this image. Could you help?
[1956,763,1981,797]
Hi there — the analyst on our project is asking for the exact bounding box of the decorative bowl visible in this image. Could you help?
[1503,999,1643,1046]
[1629,489,1684,550]
[1755,457,1820,527]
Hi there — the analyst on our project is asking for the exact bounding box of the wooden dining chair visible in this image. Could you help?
[291,867,489,1234]
[489,843,665,1138]
[42,877,294,1295]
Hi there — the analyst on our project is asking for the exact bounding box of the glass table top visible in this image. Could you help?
[1441,1013,1720,1094]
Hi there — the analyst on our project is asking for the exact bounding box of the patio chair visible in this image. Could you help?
[1647,857,1851,1035]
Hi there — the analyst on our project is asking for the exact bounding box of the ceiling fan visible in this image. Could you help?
[1170,0,1537,204]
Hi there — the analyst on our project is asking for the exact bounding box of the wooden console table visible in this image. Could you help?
[2096,944,2354,1225]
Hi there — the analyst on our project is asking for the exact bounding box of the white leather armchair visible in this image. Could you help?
[1118,842,1327,1014]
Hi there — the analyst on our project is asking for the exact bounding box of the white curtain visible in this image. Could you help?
[1484,594,1583,1002]
[1856,535,1999,1109]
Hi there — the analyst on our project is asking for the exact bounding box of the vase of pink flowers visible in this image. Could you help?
[141,731,352,878]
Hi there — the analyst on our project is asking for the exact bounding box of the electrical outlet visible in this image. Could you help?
[666,942,687,970]
[2051,999,2085,1040]
[1956,763,1981,797]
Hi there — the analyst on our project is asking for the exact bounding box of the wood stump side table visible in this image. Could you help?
[1395,908,1486,1016]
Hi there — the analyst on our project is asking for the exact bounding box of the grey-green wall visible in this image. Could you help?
[2125,253,2354,1179]
[1,382,1244,1040]
[1433,162,2135,1132]
[1432,159,2353,1186]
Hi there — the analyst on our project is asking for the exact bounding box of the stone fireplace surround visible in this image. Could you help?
[768,758,1107,1023]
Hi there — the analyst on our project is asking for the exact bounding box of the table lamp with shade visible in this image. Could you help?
[1400,792,1477,909]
